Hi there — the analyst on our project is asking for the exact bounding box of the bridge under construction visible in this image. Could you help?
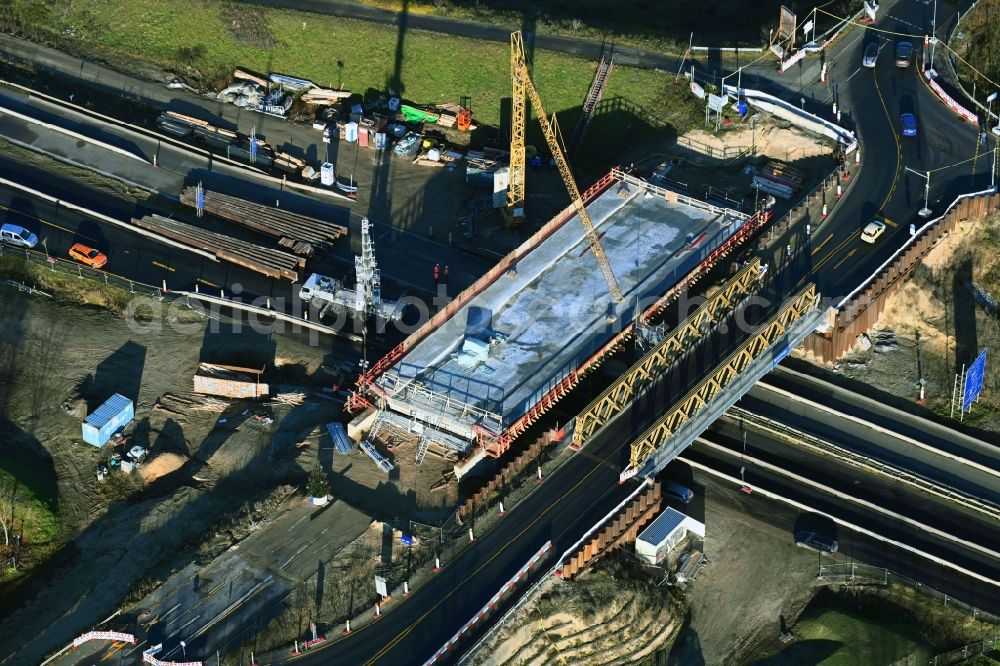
[348,168,776,463]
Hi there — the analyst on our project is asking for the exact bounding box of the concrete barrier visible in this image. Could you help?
[723,85,857,151]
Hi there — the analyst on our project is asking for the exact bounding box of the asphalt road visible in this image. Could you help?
[687,428,1000,608]
[4,0,997,661]
[728,0,995,307]
[675,452,1000,617]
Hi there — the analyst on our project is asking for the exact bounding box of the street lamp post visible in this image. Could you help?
[906,167,933,217]
[930,0,938,66]
[990,92,999,191]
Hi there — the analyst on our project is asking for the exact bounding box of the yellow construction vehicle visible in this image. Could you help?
[506,30,625,304]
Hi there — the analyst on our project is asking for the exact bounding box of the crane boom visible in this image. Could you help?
[509,31,625,304]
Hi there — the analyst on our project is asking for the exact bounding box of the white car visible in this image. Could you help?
[1,223,38,248]
[862,42,879,68]
[861,220,887,243]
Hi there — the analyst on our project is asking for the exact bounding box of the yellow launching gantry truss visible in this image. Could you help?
[626,283,819,472]
[507,30,625,304]
[573,259,764,449]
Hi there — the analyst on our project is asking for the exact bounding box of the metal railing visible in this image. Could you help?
[818,563,1000,625]
[0,242,164,298]
[929,636,999,665]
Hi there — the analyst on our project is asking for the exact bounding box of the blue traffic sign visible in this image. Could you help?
[963,349,987,412]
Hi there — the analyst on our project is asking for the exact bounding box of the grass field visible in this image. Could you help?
[0,0,703,143]
[0,454,60,576]
[359,0,862,52]
[756,605,932,666]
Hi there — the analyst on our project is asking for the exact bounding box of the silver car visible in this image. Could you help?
[862,42,879,68]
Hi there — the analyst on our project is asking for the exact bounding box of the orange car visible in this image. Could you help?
[68,242,108,269]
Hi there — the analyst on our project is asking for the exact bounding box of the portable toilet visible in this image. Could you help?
[345,121,359,143]
[82,394,135,447]
[320,162,335,186]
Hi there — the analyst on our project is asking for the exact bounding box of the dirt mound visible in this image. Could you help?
[140,453,187,482]
[469,565,681,666]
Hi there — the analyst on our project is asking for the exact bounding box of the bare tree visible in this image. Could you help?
[0,476,25,569]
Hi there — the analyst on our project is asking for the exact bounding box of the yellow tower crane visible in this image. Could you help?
[507,30,625,304]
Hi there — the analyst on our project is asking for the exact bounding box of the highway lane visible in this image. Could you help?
[705,417,1000,556]
[687,433,1000,600]
[762,365,999,468]
[677,456,1000,616]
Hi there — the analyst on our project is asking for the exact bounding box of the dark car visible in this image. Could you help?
[895,41,913,67]
[795,531,839,554]
[901,112,918,137]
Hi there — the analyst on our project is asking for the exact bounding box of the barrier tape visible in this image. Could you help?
[72,631,136,647]
[422,541,552,665]
[142,655,202,666]
[924,70,979,124]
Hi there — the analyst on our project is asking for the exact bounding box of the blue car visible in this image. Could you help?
[901,113,917,137]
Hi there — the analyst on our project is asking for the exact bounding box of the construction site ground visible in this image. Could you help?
[632,117,836,217]
[468,468,822,666]
[0,288,457,663]
[793,209,1000,434]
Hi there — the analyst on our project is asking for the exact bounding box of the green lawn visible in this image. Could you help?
[2,0,700,133]
[0,453,60,575]
[357,0,862,52]
[755,606,932,666]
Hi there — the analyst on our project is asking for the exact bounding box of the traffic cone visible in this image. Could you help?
[837,184,843,199]
[822,203,828,219]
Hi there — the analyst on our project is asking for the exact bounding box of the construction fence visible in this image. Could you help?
[0,241,164,299]
[818,563,1000,625]
[803,191,1000,362]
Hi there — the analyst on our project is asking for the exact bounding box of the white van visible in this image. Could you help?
[1,223,39,248]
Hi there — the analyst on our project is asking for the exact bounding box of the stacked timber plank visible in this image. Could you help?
[751,160,807,200]
[193,363,269,399]
[132,214,302,280]
[179,187,347,257]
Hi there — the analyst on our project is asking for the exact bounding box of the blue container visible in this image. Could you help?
[82,394,134,447]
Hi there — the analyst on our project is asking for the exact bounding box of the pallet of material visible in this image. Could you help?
[132,214,303,281]
[326,422,354,454]
[301,88,352,104]
[179,187,348,253]
[360,439,394,473]
[193,363,269,399]
[233,68,269,87]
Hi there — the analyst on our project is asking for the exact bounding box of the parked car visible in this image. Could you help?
[901,112,918,137]
[68,242,108,268]
[895,41,913,67]
[862,42,880,68]
[795,531,839,554]
[861,219,887,243]
[0,223,38,248]
[664,482,694,504]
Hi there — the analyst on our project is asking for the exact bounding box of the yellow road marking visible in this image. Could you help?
[197,277,220,288]
[810,233,834,256]
[0,202,101,241]
[871,69,904,215]
[808,229,862,280]
[363,457,612,664]
[101,642,126,661]
[832,248,857,271]
[151,260,175,272]
[882,217,897,228]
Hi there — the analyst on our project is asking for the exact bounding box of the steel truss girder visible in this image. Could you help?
[628,284,818,469]
[572,258,762,447]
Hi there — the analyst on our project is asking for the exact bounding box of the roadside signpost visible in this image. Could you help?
[952,348,988,420]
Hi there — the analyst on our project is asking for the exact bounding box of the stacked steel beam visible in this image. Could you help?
[179,187,348,256]
[132,214,302,281]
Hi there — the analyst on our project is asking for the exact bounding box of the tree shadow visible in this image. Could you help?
[952,254,978,371]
